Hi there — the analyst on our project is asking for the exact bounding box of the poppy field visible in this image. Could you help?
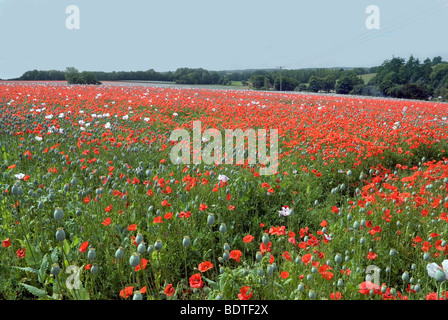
[1,81,448,300]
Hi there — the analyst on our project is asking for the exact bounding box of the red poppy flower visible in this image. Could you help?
[16,248,26,259]
[229,250,242,262]
[243,235,254,243]
[79,241,89,253]
[101,217,111,226]
[330,292,343,300]
[198,261,213,272]
[238,286,253,300]
[127,224,137,231]
[2,238,11,248]
[135,258,148,271]
[120,286,134,299]
[280,271,289,279]
[164,284,175,297]
[189,273,204,289]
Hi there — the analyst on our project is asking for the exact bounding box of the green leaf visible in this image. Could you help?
[12,266,38,274]
[202,277,219,290]
[38,254,49,283]
[19,283,48,299]
[25,242,42,266]
[75,286,90,300]
[51,247,59,263]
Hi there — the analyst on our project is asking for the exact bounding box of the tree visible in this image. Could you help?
[335,72,364,94]
[250,75,266,90]
[322,75,336,92]
[274,76,298,91]
[307,76,323,93]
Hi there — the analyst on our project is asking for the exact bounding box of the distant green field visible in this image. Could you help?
[360,73,376,84]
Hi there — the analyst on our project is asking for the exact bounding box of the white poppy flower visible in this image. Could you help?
[15,173,25,180]
[218,174,229,183]
[279,206,292,217]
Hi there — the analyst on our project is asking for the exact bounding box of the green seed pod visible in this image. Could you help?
[51,263,61,276]
[267,264,275,276]
[306,274,313,281]
[223,243,230,251]
[308,290,316,299]
[90,264,98,274]
[297,283,305,292]
[129,253,140,268]
[115,247,124,260]
[207,213,216,226]
[135,233,144,245]
[154,240,163,251]
[55,227,66,241]
[337,279,343,287]
[262,233,270,245]
[435,270,446,282]
[255,251,262,262]
[423,253,430,261]
[147,245,154,255]
[219,223,227,234]
[222,250,230,261]
[334,254,342,264]
[257,268,264,277]
[137,242,146,255]
[87,248,96,261]
[132,290,142,300]
[402,272,410,282]
[182,236,190,248]
[53,207,64,221]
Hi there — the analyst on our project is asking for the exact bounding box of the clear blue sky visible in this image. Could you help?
[0,0,447,79]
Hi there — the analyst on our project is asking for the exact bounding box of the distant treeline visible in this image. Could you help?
[14,55,448,101]
[17,66,374,88]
